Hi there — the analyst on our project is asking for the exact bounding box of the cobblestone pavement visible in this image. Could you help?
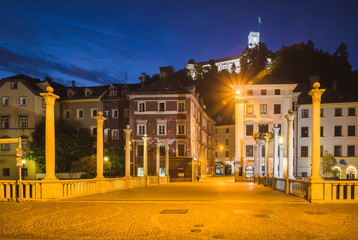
[1,176,358,240]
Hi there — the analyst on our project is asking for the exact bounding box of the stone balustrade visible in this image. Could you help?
[0,176,168,202]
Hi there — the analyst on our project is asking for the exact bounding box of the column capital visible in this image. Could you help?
[165,144,170,150]
[285,109,296,122]
[272,125,280,135]
[40,87,60,105]
[155,140,161,147]
[308,82,326,103]
[123,125,132,135]
[94,111,106,123]
[254,145,258,150]
[142,134,148,141]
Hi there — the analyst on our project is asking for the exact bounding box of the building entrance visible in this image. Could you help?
[245,165,254,179]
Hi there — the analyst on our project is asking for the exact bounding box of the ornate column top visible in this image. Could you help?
[308,82,326,102]
[285,109,296,122]
[142,134,148,141]
[123,124,132,134]
[40,86,60,104]
[272,124,280,134]
[94,111,106,122]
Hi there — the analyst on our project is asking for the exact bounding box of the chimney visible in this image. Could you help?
[332,81,337,90]
[141,73,146,87]
[309,75,319,87]
[72,80,76,88]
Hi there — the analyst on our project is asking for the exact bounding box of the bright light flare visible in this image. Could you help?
[104,156,109,161]
[236,90,241,95]
[279,137,283,144]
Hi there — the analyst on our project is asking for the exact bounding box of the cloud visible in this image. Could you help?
[0,46,119,85]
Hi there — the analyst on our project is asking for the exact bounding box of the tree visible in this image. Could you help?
[321,150,337,178]
[25,120,95,172]
[107,145,125,175]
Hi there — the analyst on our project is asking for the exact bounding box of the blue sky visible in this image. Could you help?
[1,0,357,86]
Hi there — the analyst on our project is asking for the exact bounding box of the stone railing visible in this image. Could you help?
[254,176,358,203]
[0,176,169,202]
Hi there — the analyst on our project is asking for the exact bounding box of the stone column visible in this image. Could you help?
[142,134,148,177]
[124,125,132,177]
[234,92,245,178]
[132,140,136,176]
[273,125,280,178]
[165,144,170,177]
[240,138,245,176]
[156,140,161,177]
[254,145,258,177]
[264,133,270,177]
[40,87,59,180]
[258,140,263,176]
[308,82,325,181]
[279,144,284,178]
[94,112,106,178]
[285,110,295,179]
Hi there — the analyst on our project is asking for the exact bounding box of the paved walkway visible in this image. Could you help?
[1,176,358,239]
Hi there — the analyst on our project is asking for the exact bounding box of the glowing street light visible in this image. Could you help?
[104,156,109,161]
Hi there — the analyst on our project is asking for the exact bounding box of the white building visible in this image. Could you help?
[297,86,358,179]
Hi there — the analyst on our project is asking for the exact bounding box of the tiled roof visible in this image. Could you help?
[131,78,190,94]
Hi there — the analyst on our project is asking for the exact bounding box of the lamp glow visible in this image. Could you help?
[104,156,109,161]
[279,137,283,144]
[21,159,26,164]
[236,90,241,95]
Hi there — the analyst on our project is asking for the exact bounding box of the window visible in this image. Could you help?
[246,145,253,157]
[1,97,9,106]
[1,116,10,128]
[348,146,355,157]
[246,124,253,136]
[334,126,342,136]
[64,110,70,120]
[111,129,119,139]
[77,109,84,119]
[335,108,342,117]
[122,108,128,118]
[91,109,98,118]
[302,172,307,177]
[178,102,185,112]
[275,89,280,95]
[22,168,28,177]
[261,89,266,95]
[91,126,97,136]
[259,124,268,133]
[301,127,309,137]
[84,90,90,96]
[22,138,29,150]
[301,146,308,157]
[225,151,229,158]
[109,89,117,97]
[18,116,28,129]
[246,104,253,114]
[215,139,218,146]
[158,102,165,112]
[1,143,10,151]
[225,139,230,146]
[320,126,324,137]
[225,128,229,133]
[261,146,265,158]
[348,126,355,136]
[112,109,118,118]
[178,144,185,156]
[2,168,10,177]
[247,90,253,95]
[348,108,356,116]
[320,146,323,157]
[178,124,185,135]
[215,128,218,134]
[274,104,281,114]
[19,96,27,106]
[334,146,342,157]
[302,109,309,118]
[104,111,109,119]
[215,152,218,158]
[137,124,146,135]
[11,82,17,89]
[260,104,267,114]
[158,124,166,135]
[160,146,165,156]
[138,102,145,112]
[137,145,144,156]
[320,109,324,117]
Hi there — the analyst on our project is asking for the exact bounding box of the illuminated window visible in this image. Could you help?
[178,124,185,135]
[178,102,185,112]
[302,109,309,118]
[112,129,119,139]
[260,104,267,114]
[246,104,253,114]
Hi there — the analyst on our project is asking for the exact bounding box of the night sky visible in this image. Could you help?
[1,0,357,86]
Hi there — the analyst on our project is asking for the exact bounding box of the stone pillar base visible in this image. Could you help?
[41,179,62,200]
[126,176,133,189]
[310,180,324,202]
